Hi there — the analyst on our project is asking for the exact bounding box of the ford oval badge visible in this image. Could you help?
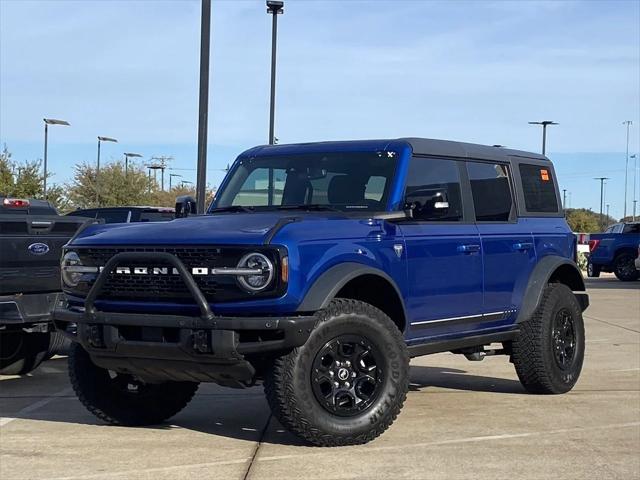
[28,242,50,255]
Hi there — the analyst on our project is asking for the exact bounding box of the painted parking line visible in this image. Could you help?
[0,387,73,427]
[46,421,640,480]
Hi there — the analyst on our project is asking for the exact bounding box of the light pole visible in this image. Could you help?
[196,0,211,215]
[623,120,633,219]
[96,136,118,206]
[595,177,610,231]
[606,203,610,220]
[42,118,70,199]
[528,120,558,156]
[169,173,182,190]
[630,153,637,221]
[562,189,567,210]
[267,1,284,146]
[123,152,142,176]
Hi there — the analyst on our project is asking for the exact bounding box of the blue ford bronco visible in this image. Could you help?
[54,138,589,446]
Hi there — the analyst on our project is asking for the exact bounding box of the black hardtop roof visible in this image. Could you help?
[248,137,549,163]
[401,138,549,162]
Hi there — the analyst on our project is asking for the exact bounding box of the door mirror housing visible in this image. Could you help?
[175,195,198,218]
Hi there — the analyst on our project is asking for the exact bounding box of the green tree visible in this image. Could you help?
[565,208,614,233]
[67,161,152,209]
[0,145,69,211]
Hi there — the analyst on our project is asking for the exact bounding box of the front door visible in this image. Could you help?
[399,157,483,341]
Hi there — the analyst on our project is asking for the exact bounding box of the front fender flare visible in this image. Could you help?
[296,262,406,315]
[516,256,588,324]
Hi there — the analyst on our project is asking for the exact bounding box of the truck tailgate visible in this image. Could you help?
[0,215,86,295]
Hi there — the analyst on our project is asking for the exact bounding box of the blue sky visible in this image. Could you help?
[1,0,639,218]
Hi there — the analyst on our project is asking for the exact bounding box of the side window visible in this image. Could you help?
[613,224,624,234]
[518,163,559,213]
[404,157,463,221]
[467,162,514,222]
[623,223,640,234]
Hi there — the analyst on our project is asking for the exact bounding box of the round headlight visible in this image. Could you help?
[237,252,274,292]
[61,251,83,288]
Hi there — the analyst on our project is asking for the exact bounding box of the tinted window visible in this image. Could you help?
[404,158,463,221]
[519,163,559,213]
[622,224,639,234]
[467,162,513,222]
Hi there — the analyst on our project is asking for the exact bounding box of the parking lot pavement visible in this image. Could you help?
[1,276,638,480]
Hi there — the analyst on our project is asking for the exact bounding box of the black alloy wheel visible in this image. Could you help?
[551,308,576,371]
[311,334,384,417]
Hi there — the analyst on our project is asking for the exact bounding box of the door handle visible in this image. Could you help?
[513,242,534,251]
[457,244,481,254]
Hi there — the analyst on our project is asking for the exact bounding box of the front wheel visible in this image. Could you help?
[512,283,585,394]
[613,252,639,281]
[68,343,199,426]
[587,261,600,278]
[264,299,409,446]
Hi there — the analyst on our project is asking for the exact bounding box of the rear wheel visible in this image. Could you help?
[512,283,585,394]
[68,343,199,426]
[613,252,639,281]
[264,299,409,446]
[0,331,50,375]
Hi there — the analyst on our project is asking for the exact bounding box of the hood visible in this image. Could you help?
[70,212,347,247]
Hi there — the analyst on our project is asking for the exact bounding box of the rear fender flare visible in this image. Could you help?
[516,256,587,324]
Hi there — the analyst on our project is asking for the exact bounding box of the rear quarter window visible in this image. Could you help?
[518,163,559,213]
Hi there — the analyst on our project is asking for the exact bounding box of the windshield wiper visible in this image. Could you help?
[277,204,341,212]
[210,206,255,213]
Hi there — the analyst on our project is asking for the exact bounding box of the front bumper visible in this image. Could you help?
[54,250,316,387]
[53,306,315,386]
[1,292,59,327]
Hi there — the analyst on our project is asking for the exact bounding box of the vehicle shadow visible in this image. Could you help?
[585,277,640,290]
[1,360,525,447]
[409,365,525,394]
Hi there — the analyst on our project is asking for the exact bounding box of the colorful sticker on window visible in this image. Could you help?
[540,169,550,181]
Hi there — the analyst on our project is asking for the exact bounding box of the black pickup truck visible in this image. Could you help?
[0,197,87,374]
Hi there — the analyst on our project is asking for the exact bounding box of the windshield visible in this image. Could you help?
[214,152,397,212]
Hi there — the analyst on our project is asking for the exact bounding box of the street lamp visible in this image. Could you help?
[266,1,284,146]
[623,120,633,219]
[123,152,142,176]
[594,177,610,231]
[169,173,182,190]
[196,0,212,215]
[43,118,70,199]
[96,136,118,206]
[528,120,558,156]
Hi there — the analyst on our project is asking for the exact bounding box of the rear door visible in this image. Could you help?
[399,157,484,340]
[467,161,536,321]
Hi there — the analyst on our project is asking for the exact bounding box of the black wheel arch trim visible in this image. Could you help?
[516,255,588,324]
[296,262,408,329]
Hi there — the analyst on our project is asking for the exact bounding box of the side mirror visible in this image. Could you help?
[175,195,198,218]
[404,189,450,220]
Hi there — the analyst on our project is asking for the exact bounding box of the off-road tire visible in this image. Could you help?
[613,252,639,281]
[68,343,199,426]
[0,331,50,375]
[264,299,409,447]
[512,283,585,394]
[587,261,600,278]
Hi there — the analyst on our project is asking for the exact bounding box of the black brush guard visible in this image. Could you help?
[53,252,316,387]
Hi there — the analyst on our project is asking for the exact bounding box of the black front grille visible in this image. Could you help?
[73,246,282,303]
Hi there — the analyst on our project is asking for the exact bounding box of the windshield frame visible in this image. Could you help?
[209,151,400,215]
